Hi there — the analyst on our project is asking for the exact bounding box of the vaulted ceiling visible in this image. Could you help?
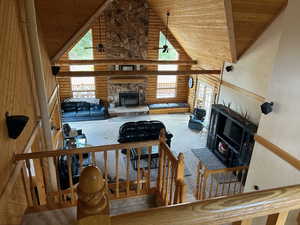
[35,0,107,60]
[36,0,287,69]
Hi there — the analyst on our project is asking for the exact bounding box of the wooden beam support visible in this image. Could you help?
[54,59,198,66]
[57,70,221,77]
[51,0,113,63]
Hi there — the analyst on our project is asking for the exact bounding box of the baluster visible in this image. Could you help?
[136,148,141,194]
[196,163,201,200]
[147,146,152,190]
[79,153,83,173]
[104,151,108,190]
[233,219,252,225]
[169,163,175,205]
[266,211,289,225]
[221,171,226,196]
[92,152,96,166]
[126,148,130,196]
[233,170,239,194]
[161,152,167,198]
[25,159,38,206]
[115,149,119,198]
[67,155,75,204]
[21,165,33,207]
[215,173,220,197]
[208,174,214,198]
[202,171,208,200]
[53,156,63,204]
[227,171,232,195]
[39,158,49,205]
[157,147,164,193]
[164,160,171,205]
[239,169,246,193]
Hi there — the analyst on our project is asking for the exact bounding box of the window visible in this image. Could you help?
[68,30,95,98]
[157,32,179,98]
[196,82,215,124]
[71,77,96,98]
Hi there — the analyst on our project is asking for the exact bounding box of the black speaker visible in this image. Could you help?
[225,65,234,72]
[51,66,60,75]
[261,102,274,115]
[6,112,29,139]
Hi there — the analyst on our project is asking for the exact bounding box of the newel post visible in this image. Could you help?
[174,153,186,204]
[77,166,110,225]
[157,129,166,192]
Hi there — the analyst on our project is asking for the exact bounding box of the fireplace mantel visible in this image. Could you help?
[109,78,146,84]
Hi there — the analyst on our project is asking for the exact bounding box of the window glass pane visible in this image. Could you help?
[71,77,95,98]
[69,30,93,60]
[157,89,176,98]
[70,65,94,71]
[158,32,179,60]
[158,64,178,71]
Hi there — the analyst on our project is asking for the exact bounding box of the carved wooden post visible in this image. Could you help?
[174,153,186,204]
[77,166,110,225]
[157,129,166,193]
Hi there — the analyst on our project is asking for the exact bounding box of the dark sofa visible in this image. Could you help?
[118,120,173,146]
[61,98,108,121]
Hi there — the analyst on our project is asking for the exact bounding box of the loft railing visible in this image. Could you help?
[195,161,248,200]
[77,164,300,225]
[14,131,186,211]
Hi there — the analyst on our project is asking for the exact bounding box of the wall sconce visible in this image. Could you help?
[225,65,234,72]
[51,66,60,76]
[6,112,29,139]
[261,102,274,115]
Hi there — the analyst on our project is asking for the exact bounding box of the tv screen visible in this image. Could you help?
[223,119,243,144]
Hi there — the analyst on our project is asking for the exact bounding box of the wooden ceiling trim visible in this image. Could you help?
[224,0,237,63]
[51,0,113,63]
[54,59,197,66]
[57,70,221,77]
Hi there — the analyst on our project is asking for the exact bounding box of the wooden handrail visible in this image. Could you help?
[111,185,300,225]
[54,59,198,66]
[255,135,300,171]
[57,70,221,77]
[205,165,249,175]
[14,140,159,161]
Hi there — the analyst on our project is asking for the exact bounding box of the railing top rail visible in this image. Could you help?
[203,165,249,175]
[111,184,300,225]
[14,140,159,161]
[160,141,178,163]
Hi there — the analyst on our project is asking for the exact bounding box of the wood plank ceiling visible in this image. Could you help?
[148,0,287,69]
[148,0,234,70]
[232,0,287,58]
[36,0,287,70]
[35,0,106,60]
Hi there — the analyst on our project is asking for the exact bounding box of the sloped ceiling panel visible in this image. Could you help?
[148,0,233,70]
[35,0,106,59]
[232,0,287,59]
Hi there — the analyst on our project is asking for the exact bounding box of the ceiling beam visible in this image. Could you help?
[54,59,198,66]
[57,70,221,77]
[51,0,113,63]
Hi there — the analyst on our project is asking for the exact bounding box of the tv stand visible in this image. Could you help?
[207,104,257,167]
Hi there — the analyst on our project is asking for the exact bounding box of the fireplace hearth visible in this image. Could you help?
[119,92,139,107]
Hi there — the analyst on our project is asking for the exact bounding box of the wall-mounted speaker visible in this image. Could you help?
[261,102,274,115]
[6,112,29,139]
[225,65,234,72]
[51,66,60,76]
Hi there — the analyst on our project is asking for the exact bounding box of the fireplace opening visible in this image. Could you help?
[119,92,139,107]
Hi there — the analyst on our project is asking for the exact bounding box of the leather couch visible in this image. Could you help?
[118,120,173,146]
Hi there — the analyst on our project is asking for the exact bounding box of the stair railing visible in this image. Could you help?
[14,130,185,211]
[195,161,248,200]
[156,130,186,206]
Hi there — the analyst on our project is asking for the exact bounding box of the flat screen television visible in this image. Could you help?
[223,119,243,145]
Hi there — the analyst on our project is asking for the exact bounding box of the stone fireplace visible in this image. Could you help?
[108,79,146,107]
[119,92,139,107]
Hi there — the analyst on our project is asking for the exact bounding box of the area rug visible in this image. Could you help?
[191,148,225,170]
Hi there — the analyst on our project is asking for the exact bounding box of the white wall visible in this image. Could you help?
[218,14,284,124]
[245,1,300,223]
